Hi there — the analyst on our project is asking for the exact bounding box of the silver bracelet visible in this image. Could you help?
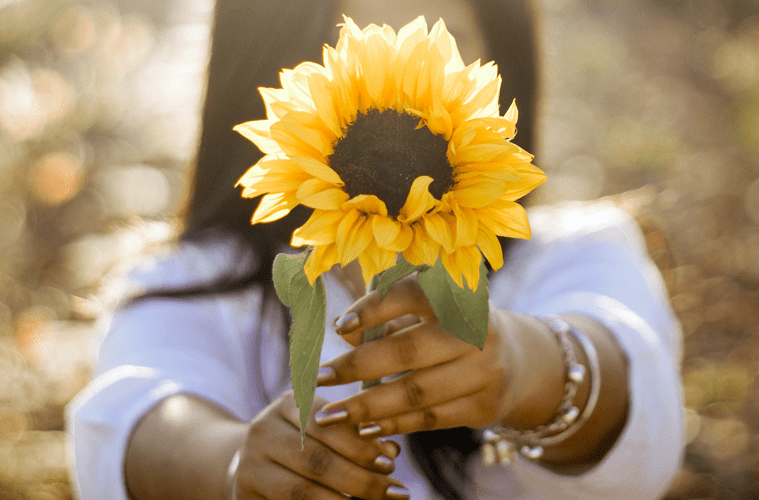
[481,315,601,465]
[226,449,241,500]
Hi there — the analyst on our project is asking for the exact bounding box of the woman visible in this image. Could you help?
[67,0,684,499]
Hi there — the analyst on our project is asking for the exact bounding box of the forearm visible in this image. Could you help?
[500,312,629,468]
[125,394,248,500]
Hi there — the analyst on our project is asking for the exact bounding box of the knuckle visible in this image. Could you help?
[402,378,425,408]
[340,353,360,382]
[391,334,418,367]
[421,408,438,430]
[305,444,332,477]
[353,396,372,423]
[290,481,315,500]
[362,476,390,500]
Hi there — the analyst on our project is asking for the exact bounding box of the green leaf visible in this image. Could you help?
[272,251,310,307]
[417,258,490,349]
[375,257,428,298]
[274,251,327,447]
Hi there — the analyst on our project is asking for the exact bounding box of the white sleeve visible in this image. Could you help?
[65,240,274,500]
[476,204,684,500]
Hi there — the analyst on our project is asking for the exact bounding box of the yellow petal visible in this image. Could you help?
[453,178,508,208]
[476,226,504,271]
[357,251,381,285]
[453,143,512,165]
[403,223,440,267]
[423,213,453,253]
[304,244,339,285]
[233,120,281,155]
[237,164,311,197]
[259,87,290,119]
[474,116,517,140]
[337,213,373,265]
[270,121,326,161]
[395,16,428,55]
[372,215,401,248]
[291,209,343,246]
[307,72,342,137]
[450,76,500,125]
[250,192,298,224]
[504,98,518,124]
[459,246,483,291]
[440,251,464,288]
[290,156,344,185]
[425,94,453,139]
[401,41,429,104]
[360,32,394,106]
[477,200,531,239]
[501,164,546,201]
[429,18,465,73]
[398,176,437,223]
[296,179,350,210]
[278,118,334,157]
[453,204,479,247]
[384,223,413,252]
[341,194,388,216]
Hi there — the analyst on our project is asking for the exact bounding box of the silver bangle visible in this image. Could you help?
[481,315,601,465]
[226,449,240,500]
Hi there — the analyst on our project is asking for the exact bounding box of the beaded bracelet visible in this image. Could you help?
[481,315,601,466]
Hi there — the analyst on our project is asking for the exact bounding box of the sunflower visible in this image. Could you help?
[235,15,545,290]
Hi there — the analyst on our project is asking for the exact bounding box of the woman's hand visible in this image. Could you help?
[125,392,408,500]
[314,275,565,437]
[233,391,408,500]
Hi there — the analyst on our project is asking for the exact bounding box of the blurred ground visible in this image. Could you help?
[0,0,758,498]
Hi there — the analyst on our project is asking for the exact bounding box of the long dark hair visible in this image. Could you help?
[173,0,539,498]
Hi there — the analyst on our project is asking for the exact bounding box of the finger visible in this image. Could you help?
[385,314,420,336]
[264,429,408,500]
[365,391,496,437]
[318,321,475,385]
[236,459,372,500]
[276,392,396,473]
[317,360,490,427]
[334,276,434,346]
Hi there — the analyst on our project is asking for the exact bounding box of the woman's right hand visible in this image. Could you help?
[233,390,408,500]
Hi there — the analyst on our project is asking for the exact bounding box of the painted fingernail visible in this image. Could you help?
[334,311,360,333]
[314,406,348,425]
[316,366,336,386]
[358,422,382,438]
[373,454,395,473]
[385,485,410,500]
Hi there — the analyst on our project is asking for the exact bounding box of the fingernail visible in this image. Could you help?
[385,485,410,500]
[373,454,395,473]
[334,311,360,333]
[314,406,348,426]
[380,439,401,459]
[316,366,336,385]
[358,422,382,438]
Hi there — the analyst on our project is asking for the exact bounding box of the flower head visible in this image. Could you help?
[235,16,545,290]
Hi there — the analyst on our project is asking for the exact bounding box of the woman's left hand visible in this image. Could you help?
[314,274,525,436]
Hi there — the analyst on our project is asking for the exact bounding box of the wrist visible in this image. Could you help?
[499,313,566,429]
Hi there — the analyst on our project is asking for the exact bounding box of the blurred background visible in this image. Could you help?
[0,0,757,498]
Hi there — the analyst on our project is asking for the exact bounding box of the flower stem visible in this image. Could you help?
[361,274,384,390]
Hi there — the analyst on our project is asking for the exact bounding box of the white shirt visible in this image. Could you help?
[66,202,684,500]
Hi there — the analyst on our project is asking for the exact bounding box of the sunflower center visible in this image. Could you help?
[328,109,453,217]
